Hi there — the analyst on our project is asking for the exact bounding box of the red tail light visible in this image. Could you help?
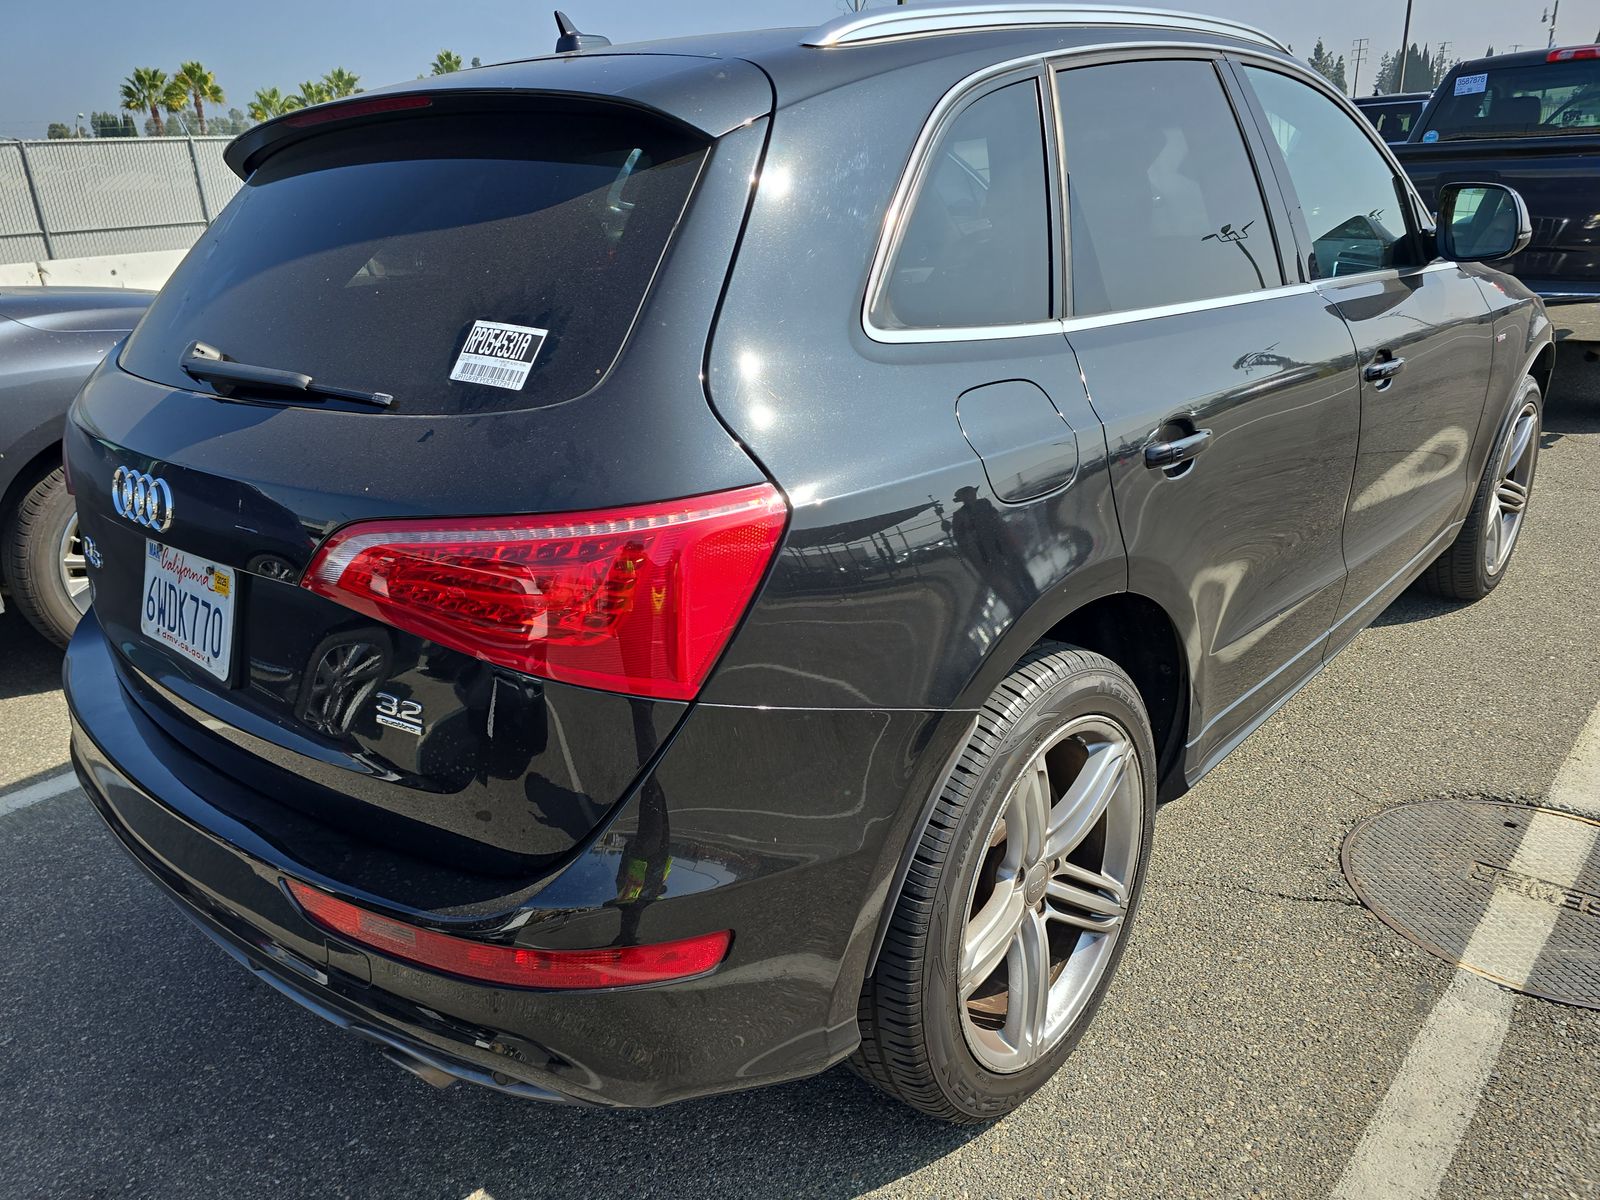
[287,880,730,989]
[1549,45,1600,61]
[302,484,787,701]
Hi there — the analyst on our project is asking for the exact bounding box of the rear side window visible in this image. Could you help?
[1243,66,1415,278]
[121,110,706,414]
[1368,102,1422,141]
[1425,60,1600,139]
[872,79,1052,330]
[1057,59,1280,317]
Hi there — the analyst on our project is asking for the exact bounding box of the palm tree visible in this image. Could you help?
[173,62,225,135]
[430,49,464,75]
[162,78,194,134]
[294,79,332,108]
[120,67,172,136]
[248,87,293,123]
[322,67,361,98]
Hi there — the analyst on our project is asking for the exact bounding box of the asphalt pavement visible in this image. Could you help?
[2,346,1597,1199]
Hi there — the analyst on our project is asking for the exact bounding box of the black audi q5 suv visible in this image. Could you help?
[64,3,1550,1121]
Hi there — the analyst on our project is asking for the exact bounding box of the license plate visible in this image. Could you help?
[140,540,236,682]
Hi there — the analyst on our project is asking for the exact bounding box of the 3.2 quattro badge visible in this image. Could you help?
[111,467,174,532]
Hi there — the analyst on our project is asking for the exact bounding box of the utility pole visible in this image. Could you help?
[1351,36,1369,95]
[1544,0,1560,47]
[1397,0,1415,92]
[1435,41,1451,86]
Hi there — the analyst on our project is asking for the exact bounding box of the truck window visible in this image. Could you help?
[1425,60,1600,139]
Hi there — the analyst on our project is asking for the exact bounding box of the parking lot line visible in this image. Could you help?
[1330,699,1600,1200]
[0,770,79,817]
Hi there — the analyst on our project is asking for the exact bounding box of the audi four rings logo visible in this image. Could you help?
[111,466,175,532]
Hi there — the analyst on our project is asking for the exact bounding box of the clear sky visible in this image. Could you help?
[4,0,1599,138]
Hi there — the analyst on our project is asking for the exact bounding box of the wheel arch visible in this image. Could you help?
[0,437,65,589]
[865,586,1193,977]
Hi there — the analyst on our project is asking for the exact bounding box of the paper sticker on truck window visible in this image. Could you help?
[1454,73,1488,96]
[449,320,547,391]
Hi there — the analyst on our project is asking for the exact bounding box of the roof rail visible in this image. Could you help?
[803,3,1288,52]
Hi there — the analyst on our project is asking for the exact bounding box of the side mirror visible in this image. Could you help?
[1436,182,1532,263]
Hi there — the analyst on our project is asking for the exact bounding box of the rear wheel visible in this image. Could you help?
[1420,376,1541,601]
[852,644,1155,1122]
[4,466,89,647]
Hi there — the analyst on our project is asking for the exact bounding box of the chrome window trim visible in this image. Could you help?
[1227,53,1441,240]
[861,39,1457,347]
[862,53,1056,344]
[1059,282,1318,333]
[863,41,1257,345]
[807,3,1286,52]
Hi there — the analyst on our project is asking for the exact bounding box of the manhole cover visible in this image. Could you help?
[1342,799,1600,1008]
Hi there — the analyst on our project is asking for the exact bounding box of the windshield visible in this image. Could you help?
[1424,60,1600,140]
[121,109,707,415]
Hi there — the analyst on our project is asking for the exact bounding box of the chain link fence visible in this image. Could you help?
[0,136,241,265]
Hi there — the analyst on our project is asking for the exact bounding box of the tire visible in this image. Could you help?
[852,644,1156,1122]
[1420,375,1542,602]
[3,466,88,647]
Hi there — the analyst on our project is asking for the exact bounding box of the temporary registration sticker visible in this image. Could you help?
[449,320,548,391]
[1454,72,1489,96]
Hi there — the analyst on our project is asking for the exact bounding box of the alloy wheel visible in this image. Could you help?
[958,716,1143,1074]
[1485,399,1538,576]
[57,512,91,615]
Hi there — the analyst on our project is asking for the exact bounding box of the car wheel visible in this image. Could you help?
[4,466,90,647]
[1421,375,1541,602]
[852,644,1156,1122]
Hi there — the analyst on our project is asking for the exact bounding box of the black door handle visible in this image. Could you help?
[1144,428,1211,469]
[1364,356,1406,383]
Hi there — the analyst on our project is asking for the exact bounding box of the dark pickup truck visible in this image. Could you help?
[1396,45,1600,337]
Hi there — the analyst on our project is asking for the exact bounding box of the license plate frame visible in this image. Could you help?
[139,539,237,683]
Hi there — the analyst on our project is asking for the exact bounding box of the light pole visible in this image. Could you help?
[1397,0,1415,93]
[1351,36,1369,96]
[76,112,85,137]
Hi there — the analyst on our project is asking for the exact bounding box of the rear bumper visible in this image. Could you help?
[66,612,953,1107]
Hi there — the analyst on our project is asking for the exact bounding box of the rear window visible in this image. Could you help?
[121,109,707,414]
[1424,60,1600,140]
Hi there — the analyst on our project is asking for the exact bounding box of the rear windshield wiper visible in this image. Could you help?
[181,341,394,409]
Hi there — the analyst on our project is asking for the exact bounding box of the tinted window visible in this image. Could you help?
[121,110,706,414]
[1425,60,1600,139]
[1057,59,1279,317]
[1366,100,1423,142]
[874,79,1051,330]
[1244,66,1414,278]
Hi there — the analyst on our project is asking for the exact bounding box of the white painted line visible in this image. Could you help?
[1331,700,1600,1200]
[0,770,80,817]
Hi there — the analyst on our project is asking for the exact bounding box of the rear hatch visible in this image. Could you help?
[66,63,777,896]
[1404,52,1600,289]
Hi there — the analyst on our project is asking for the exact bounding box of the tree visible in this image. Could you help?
[322,67,361,97]
[120,66,173,136]
[470,56,482,68]
[248,86,293,122]
[46,122,74,139]
[294,78,333,107]
[174,61,225,135]
[199,108,251,136]
[1376,42,1436,93]
[91,111,136,137]
[430,49,464,75]
[1306,38,1347,91]
[162,78,193,133]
